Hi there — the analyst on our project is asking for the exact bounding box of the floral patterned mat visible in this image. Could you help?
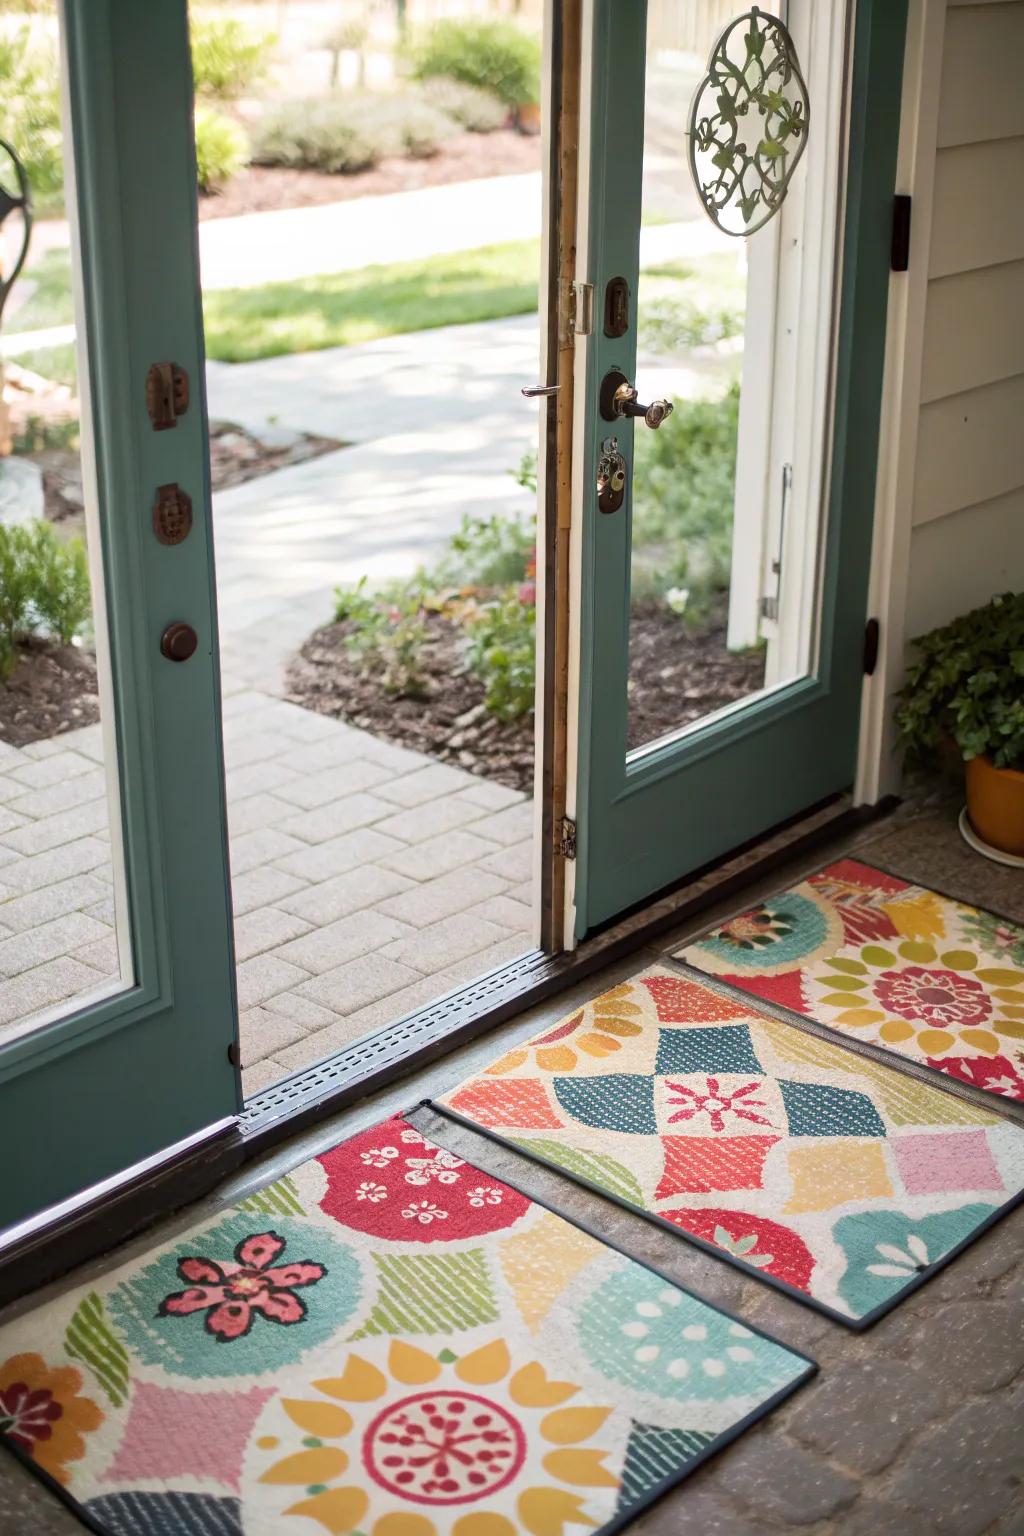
[676,858,1024,1103]
[0,1114,814,1536]
[435,967,1024,1325]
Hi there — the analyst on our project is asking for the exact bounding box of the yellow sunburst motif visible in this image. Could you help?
[254,1337,618,1535]
[810,940,1024,1058]
[485,984,644,1076]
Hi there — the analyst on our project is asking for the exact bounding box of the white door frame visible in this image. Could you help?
[854,0,946,804]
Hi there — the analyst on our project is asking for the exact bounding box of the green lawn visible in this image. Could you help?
[202,240,541,363]
[6,248,76,334]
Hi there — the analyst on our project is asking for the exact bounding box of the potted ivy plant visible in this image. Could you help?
[895,592,1024,857]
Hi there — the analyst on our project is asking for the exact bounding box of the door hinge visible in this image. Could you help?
[863,617,881,675]
[558,816,577,860]
[891,195,912,272]
[561,280,593,344]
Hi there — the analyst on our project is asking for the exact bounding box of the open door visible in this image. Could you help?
[564,0,907,938]
[1,0,239,1234]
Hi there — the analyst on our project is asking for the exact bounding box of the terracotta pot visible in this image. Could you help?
[965,753,1024,856]
[516,101,542,135]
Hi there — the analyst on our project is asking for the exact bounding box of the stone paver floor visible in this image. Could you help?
[0,692,533,1092]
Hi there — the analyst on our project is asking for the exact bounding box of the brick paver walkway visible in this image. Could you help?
[0,693,533,1090]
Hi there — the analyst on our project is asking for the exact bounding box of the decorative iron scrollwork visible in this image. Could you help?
[687,7,809,238]
[0,137,33,328]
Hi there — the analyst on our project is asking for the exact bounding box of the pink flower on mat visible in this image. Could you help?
[158,1231,325,1342]
[665,1077,772,1133]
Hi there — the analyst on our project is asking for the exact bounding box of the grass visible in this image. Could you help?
[11,343,78,388]
[5,248,76,334]
[202,240,541,362]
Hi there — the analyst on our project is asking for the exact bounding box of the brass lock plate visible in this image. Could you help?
[597,436,626,515]
[153,483,193,546]
[145,361,189,431]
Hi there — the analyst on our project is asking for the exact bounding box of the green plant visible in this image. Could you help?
[11,412,81,455]
[895,592,1024,772]
[0,28,63,212]
[0,519,91,677]
[422,76,507,132]
[464,586,536,721]
[631,383,740,619]
[190,14,274,99]
[638,294,744,354]
[324,19,369,89]
[366,94,458,159]
[407,19,541,111]
[194,105,249,193]
[333,577,429,698]
[435,510,535,588]
[252,96,381,173]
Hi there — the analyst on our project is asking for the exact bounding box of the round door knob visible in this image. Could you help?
[160,621,198,662]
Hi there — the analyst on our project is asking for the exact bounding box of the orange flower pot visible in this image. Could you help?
[965,754,1024,856]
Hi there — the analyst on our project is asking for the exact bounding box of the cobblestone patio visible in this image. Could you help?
[0,692,533,1090]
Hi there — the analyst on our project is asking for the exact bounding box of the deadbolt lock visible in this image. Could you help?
[597,436,627,515]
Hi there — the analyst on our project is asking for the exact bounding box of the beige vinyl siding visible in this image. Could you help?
[905,0,1024,637]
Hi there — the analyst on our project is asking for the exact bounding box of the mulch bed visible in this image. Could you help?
[0,637,100,749]
[286,600,767,794]
[197,129,541,221]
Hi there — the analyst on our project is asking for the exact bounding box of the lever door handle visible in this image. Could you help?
[599,368,673,429]
[521,383,560,398]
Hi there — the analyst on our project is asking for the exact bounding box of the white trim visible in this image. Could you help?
[854,0,947,805]
[561,0,595,952]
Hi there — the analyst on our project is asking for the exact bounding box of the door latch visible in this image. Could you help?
[597,437,626,515]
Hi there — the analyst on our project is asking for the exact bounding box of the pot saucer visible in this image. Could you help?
[959,806,1024,868]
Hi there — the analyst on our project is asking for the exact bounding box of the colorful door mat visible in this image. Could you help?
[675,857,1024,1104]
[435,967,1024,1326]
[0,1114,815,1536]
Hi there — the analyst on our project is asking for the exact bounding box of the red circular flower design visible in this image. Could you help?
[0,1381,62,1451]
[363,1389,526,1504]
[317,1117,530,1242]
[663,1207,815,1292]
[872,966,991,1029]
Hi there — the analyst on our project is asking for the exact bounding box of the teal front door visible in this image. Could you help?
[1,1,239,1231]
[567,0,907,937]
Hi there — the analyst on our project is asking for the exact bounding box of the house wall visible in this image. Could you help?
[904,0,1024,637]
[857,0,1024,801]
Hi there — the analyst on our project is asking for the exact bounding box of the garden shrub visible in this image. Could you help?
[422,76,507,133]
[464,586,535,722]
[194,106,250,193]
[0,28,64,212]
[253,93,457,172]
[334,578,429,699]
[638,294,744,354]
[190,14,274,99]
[631,383,740,617]
[436,510,535,587]
[407,19,541,111]
[0,520,90,678]
[253,97,382,173]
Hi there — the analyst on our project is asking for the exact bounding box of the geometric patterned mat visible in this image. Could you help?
[436,967,1024,1327]
[0,1113,814,1536]
[675,858,1024,1104]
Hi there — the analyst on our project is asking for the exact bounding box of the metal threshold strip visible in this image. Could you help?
[0,790,878,1306]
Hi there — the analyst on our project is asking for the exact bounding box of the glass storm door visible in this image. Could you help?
[565,0,907,937]
[0,0,238,1233]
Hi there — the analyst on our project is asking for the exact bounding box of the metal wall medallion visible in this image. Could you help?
[0,137,33,328]
[687,7,809,237]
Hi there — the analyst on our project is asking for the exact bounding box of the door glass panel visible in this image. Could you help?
[628,0,839,755]
[0,3,131,1044]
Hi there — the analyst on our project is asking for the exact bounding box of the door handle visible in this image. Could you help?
[521,383,560,398]
[600,368,673,429]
